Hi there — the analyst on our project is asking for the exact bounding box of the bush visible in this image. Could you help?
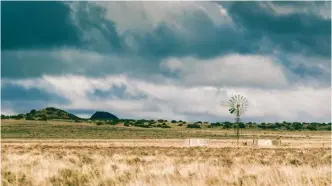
[211,122,221,127]
[239,122,246,129]
[124,122,130,127]
[306,124,317,131]
[39,115,47,121]
[25,115,34,120]
[171,120,177,123]
[106,120,117,125]
[162,125,171,128]
[223,122,233,129]
[187,124,201,129]
[292,122,303,130]
[177,123,183,126]
[134,123,150,128]
[96,121,104,126]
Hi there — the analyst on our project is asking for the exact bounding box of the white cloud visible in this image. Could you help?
[83,1,233,34]
[3,75,331,122]
[161,54,289,88]
[0,107,17,116]
[260,2,331,19]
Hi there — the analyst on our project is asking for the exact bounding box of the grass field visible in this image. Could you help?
[1,120,330,139]
[1,120,331,186]
[2,143,331,186]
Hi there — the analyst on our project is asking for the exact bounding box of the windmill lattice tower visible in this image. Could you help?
[221,94,248,146]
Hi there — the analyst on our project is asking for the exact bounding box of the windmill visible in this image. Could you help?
[220,94,249,145]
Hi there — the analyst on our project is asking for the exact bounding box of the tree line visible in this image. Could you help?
[1,114,330,131]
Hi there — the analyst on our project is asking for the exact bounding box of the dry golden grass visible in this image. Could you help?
[1,138,331,148]
[1,141,331,186]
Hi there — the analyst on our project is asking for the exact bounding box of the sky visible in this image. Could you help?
[1,1,331,123]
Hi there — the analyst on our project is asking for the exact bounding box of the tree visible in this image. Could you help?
[40,115,48,121]
[223,122,233,129]
[26,114,34,120]
[306,123,318,131]
[292,122,303,130]
[239,122,246,133]
[29,109,37,115]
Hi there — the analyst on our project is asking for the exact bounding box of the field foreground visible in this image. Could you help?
[2,140,331,186]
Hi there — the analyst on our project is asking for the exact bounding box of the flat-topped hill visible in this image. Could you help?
[90,111,119,120]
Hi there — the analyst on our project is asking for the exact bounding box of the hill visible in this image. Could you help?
[90,111,119,120]
[25,107,81,120]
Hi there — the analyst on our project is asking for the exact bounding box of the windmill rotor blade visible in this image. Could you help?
[220,94,249,116]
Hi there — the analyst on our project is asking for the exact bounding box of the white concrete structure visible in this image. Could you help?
[184,138,210,147]
[253,139,274,147]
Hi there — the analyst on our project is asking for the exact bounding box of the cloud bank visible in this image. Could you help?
[1,1,331,122]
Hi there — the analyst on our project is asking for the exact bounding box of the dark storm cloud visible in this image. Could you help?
[1,83,69,115]
[1,1,81,50]
[88,84,148,100]
[1,83,69,103]
[226,1,331,58]
[131,20,259,59]
[1,1,330,80]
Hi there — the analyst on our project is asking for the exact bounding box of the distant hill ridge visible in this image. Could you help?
[1,107,120,121]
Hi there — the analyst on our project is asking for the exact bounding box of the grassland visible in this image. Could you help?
[1,119,331,186]
[2,142,331,186]
[1,119,330,140]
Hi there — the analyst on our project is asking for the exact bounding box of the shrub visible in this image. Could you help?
[292,122,303,130]
[124,122,130,127]
[29,109,37,114]
[187,124,201,129]
[306,124,317,131]
[177,123,183,126]
[161,125,171,128]
[171,120,177,123]
[134,123,150,128]
[39,115,47,121]
[106,120,117,125]
[25,115,34,120]
[96,121,104,126]
[239,122,246,129]
[223,122,233,129]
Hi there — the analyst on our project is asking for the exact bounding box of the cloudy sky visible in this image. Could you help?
[1,1,331,123]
